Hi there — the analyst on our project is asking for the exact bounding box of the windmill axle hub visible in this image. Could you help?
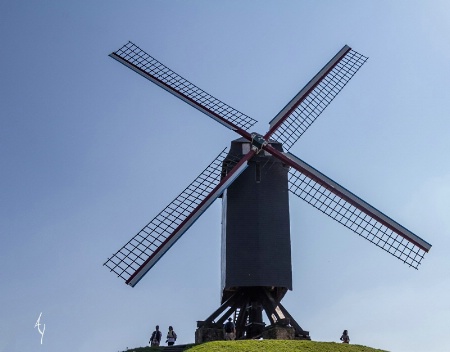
[250,133,267,152]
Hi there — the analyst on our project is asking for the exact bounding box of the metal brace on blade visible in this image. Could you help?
[251,133,268,154]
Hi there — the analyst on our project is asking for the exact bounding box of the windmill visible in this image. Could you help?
[104,42,432,341]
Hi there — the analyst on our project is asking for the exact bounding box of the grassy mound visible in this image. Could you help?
[127,340,388,352]
[187,340,387,352]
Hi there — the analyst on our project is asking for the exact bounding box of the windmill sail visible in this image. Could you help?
[104,148,253,286]
[110,41,257,132]
[283,151,431,268]
[266,46,368,151]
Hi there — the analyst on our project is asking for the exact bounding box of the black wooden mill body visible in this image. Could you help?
[221,138,292,298]
[104,42,432,342]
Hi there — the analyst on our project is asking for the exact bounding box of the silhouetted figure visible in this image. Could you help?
[340,329,350,343]
[166,326,177,346]
[223,317,236,340]
[149,325,162,346]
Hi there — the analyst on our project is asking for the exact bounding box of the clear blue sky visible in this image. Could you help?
[1,2,450,352]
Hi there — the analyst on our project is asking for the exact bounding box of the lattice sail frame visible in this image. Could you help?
[104,149,242,285]
[285,152,429,268]
[110,41,257,132]
[268,47,368,151]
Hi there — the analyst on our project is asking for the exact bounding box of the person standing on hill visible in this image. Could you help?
[166,326,177,346]
[340,329,350,343]
[149,325,162,346]
[223,317,236,340]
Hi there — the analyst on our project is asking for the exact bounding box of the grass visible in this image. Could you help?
[125,340,388,352]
